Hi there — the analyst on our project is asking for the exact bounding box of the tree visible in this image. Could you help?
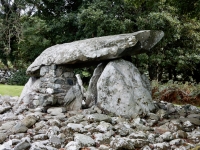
[0,0,22,67]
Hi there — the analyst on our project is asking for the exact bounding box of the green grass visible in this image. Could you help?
[0,84,24,96]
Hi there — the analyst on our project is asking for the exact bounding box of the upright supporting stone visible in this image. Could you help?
[97,59,156,118]
[85,63,106,108]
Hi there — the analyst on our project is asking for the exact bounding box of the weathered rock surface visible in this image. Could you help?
[97,59,155,118]
[27,30,164,75]
[64,83,83,111]
[0,95,200,149]
[85,63,106,108]
[18,77,40,105]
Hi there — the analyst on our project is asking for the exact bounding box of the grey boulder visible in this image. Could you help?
[97,59,156,118]
[27,30,164,75]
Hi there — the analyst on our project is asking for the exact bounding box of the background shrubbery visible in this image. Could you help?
[152,80,200,106]
[8,69,29,85]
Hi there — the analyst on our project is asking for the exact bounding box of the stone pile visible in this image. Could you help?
[0,95,200,149]
[0,70,14,84]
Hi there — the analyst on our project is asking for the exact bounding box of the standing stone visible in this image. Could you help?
[64,83,83,111]
[85,63,106,108]
[97,59,155,118]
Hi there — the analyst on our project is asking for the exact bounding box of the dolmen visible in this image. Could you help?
[19,30,164,118]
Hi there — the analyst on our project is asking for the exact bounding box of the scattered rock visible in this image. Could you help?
[11,122,28,134]
[0,133,7,144]
[21,115,38,128]
[74,134,95,147]
[1,88,200,150]
[14,140,31,150]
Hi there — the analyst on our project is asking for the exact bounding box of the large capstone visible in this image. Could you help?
[96,59,156,118]
[27,30,164,76]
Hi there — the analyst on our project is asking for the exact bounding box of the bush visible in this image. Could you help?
[152,80,200,106]
[8,69,29,85]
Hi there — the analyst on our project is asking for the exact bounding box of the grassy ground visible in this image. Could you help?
[0,84,24,96]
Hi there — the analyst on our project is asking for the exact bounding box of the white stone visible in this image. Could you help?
[129,131,147,139]
[67,123,85,133]
[46,88,54,94]
[96,121,113,132]
[65,141,81,150]
[74,134,95,147]
[160,131,173,141]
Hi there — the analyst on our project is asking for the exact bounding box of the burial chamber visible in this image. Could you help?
[19,30,164,118]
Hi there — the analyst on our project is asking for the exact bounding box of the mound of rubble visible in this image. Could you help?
[0,95,200,150]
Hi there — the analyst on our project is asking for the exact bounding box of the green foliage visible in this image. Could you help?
[77,0,135,38]
[8,69,29,85]
[0,0,200,83]
[18,16,51,63]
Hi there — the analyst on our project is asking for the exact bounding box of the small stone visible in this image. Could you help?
[47,107,66,116]
[156,109,167,119]
[94,131,114,145]
[21,115,37,128]
[40,66,49,76]
[0,121,16,130]
[169,139,184,146]
[35,121,46,131]
[141,145,152,150]
[173,130,188,139]
[9,133,26,139]
[30,142,57,150]
[67,123,85,133]
[147,133,156,143]
[159,131,173,141]
[65,141,81,150]
[49,135,62,148]
[110,137,135,149]
[154,121,179,134]
[115,124,130,137]
[0,133,7,144]
[47,126,60,137]
[65,114,84,123]
[99,145,110,150]
[86,113,112,123]
[129,131,147,139]
[11,122,28,133]
[74,134,95,147]
[48,119,61,127]
[182,120,195,132]
[0,140,12,150]
[0,106,11,114]
[13,140,31,150]
[96,121,113,132]
[33,134,48,140]
[151,142,170,149]
[148,113,160,121]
